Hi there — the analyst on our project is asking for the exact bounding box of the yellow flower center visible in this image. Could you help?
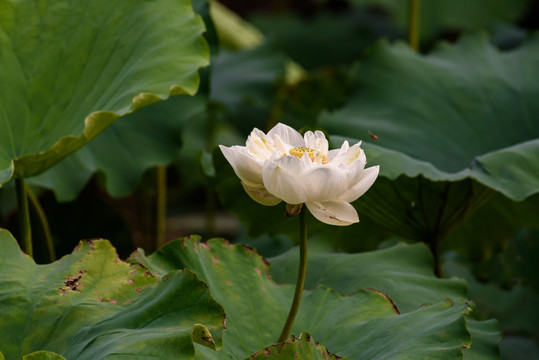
[289,147,328,164]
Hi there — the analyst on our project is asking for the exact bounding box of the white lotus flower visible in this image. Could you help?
[219,123,379,226]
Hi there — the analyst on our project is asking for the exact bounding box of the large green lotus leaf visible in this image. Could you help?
[130,237,472,359]
[344,174,496,246]
[27,94,207,201]
[269,242,467,313]
[320,32,539,201]
[463,320,501,360]
[269,242,500,359]
[443,192,539,261]
[210,43,286,111]
[0,229,224,359]
[192,334,348,360]
[0,0,208,185]
[24,0,215,201]
[22,351,65,360]
[250,11,400,70]
[249,333,348,360]
[443,253,539,337]
[28,43,286,202]
[351,0,530,40]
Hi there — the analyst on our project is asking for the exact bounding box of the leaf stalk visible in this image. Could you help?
[26,185,55,261]
[15,178,33,257]
[155,166,167,249]
[408,0,421,51]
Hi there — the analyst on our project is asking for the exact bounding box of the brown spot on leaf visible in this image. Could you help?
[212,256,219,264]
[200,242,210,251]
[136,288,142,292]
[63,271,86,292]
[110,299,117,304]
[127,279,134,284]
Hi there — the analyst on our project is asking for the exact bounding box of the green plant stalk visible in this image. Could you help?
[15,178,33,257]
[408,0,421,51]
[26,185,56,262]
[277,206,307,343]
[155,166,167,249]
[204,103,218,237]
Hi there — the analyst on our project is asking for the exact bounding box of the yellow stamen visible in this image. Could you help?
[289,147,328,164]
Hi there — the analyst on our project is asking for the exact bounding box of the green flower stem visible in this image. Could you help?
[408,0,421,51]
[278,206,308,343]
[15,178,33,258]
[155,165,167,249]
[26,185,55,262]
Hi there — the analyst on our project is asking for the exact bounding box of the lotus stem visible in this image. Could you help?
[155,166,167,249]
[15,178,33,258]
[204,103,218,238]
[26,185,55,262]
[408,0,421,52]
[278,206,308,343]
[429,235,443,278]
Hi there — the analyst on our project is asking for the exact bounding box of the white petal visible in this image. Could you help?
[331,142,365,168]
[301,165,348,202]
[246,130,274,160]
[306,200,359,226]
[304,130,329,154]
[272,134,294,155]
[220,145,263,186]
[346,151,368,186]
[242,182,282,206]
[328,140,349,161]
[262,155,309,204]
[339,165,380,202]
[267,123,305,147]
